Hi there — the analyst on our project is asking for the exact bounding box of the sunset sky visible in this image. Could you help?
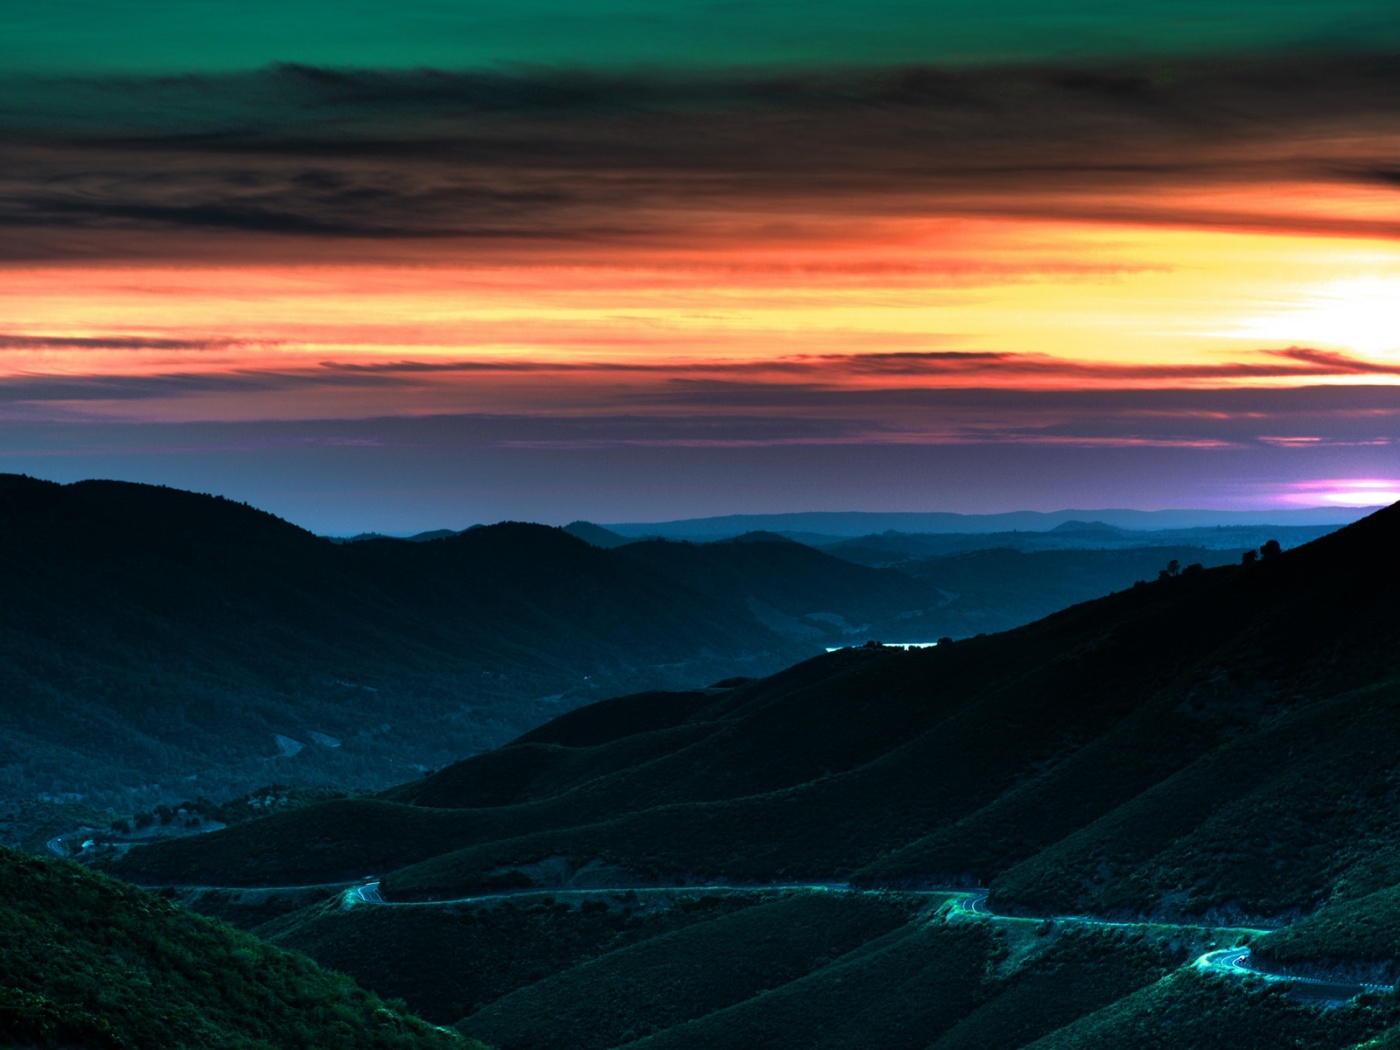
[3,2,1400,532]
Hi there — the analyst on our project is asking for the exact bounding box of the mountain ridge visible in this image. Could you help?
[0,475,940,819]
[87,499,1400,1049]
[601,506,1373,540]
[105,500,1400,918]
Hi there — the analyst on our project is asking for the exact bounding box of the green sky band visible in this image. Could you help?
[5,0,1400,74]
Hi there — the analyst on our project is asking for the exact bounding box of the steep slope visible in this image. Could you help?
[449,893,919,1046]
[262,891,1400,1050]
[100,500,1400,1049]
[108,501,1400,921]
[0,846,472,1050]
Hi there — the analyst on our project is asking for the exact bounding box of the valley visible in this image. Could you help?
[0,473,1290,840]
[10,481,1400,1049]
[51,497,1400,1048]
[9,0,1400,1042]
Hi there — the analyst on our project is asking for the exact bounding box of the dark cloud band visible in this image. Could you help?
[2,53,1399,259]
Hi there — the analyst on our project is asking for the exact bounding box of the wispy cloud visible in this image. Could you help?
[2,53,1399,260]
[2,344,1395,412]
[3,353,1399,453]
[0,333,276,351]
[313,345,1400,383]
[822,347,1400,380]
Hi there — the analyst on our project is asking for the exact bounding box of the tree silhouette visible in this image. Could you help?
[1260,539,1282,560]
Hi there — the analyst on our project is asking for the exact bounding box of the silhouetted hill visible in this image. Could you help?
[112,504,1400,904]
[721,530,796,544]
[0,475,964,822]
[614,537,933,640]
[603,507,1369,540]
[563,521,632,548]
[0,846,473,1049]
[822,523,1341,563]
[877,544,1243,637]
[332,528,462,544]
[101,501,1400,1047]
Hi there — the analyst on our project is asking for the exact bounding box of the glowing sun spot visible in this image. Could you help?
[1230,276,1400,357]
[1283,478,1400,507]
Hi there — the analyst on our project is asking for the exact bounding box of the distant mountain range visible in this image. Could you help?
[820,521,1344,561]
[341,508,1370,547]
[101,499,1400,1048]
[598,506,1374,540]
[0,474,1350,829]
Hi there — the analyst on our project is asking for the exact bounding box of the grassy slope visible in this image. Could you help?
[456,894,918,1050]
[96,502,1400,1049]
[113,502,1400,924]
[614,921,994,1050]
[257,887,1400,1050]
[1253,883,1400,973]
[995,677,1400,919]
[262,892,1220,1050]
[1021,970,1392,1050]
[926,926,1185,1050]
[263,891,769,1025]
[0,847,474,1050]
[615,920,1192,1050]
[376,562,1321,900]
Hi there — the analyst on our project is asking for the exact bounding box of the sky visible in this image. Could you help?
[2,2,1400,532]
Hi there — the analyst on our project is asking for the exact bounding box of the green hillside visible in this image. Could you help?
[1016,969,1386,1050]
[262,889,1400,1050]
[106,502,1400,920]
[453,893,917,1049]
[0,846,474,1050]
[93,501,1400,1047]
[259,890,771,1025]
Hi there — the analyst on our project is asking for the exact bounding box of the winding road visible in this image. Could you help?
[61,831,1388,1007]
[347,880,857,909]
[340,879,1392,1002]
[1193,948,1394,998]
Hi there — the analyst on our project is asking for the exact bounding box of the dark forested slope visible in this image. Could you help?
[100,500,1400,1050]
[0,846,474,1050]
[0,474,936,814]
[110,500,1400,923]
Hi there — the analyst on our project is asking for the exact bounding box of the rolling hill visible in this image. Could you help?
[109,502,1400,908]
[97,499,1400,1047]
[598,507,1367,541]
[0,474,944,821]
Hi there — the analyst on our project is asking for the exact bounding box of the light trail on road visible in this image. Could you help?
[340,879,1394,1002]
